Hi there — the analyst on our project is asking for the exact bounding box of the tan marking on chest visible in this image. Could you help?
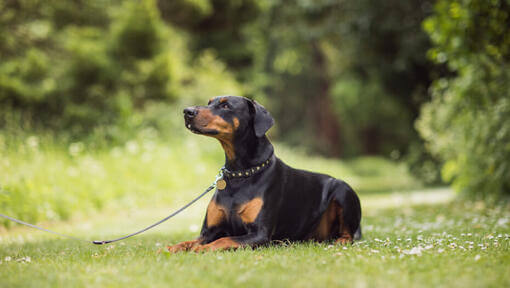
[206,200,226,227]
[237,197,264,223]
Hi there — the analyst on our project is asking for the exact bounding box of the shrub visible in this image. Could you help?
[417,0,510,199]
[0,0,243,139]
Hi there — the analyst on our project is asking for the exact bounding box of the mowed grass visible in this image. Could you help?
[1,188,509,288]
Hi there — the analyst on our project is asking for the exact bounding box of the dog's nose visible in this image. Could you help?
[183,107,197,118]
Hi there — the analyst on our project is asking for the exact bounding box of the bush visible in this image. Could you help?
[417,0,510,199]
[0,0,243,139]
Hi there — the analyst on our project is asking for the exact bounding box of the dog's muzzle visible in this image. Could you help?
[183,107,201,133]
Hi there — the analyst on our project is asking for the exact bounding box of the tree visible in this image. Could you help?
[0,0,242,138]
[417,0,510,198]
[245,0,437,159]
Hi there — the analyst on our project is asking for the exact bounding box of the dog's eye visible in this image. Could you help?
[219,102,230,109]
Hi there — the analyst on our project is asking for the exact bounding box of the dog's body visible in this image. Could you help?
[168,96,361,252]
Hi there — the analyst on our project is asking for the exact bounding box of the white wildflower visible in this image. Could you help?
[404,247,423,256]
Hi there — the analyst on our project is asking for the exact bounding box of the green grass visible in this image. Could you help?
[1,188,508,288]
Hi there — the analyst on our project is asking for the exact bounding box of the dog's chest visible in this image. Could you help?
[210,184,264,228]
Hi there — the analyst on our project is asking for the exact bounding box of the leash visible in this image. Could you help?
[0,167,224,245]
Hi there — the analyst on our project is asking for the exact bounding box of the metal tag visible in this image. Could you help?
[216,179,227,190]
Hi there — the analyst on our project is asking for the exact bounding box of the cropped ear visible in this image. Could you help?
[249,99,274,137]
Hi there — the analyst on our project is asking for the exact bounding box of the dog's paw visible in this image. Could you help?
[167,240,200,253]
[191,244,216,253]
[335,236,353,245]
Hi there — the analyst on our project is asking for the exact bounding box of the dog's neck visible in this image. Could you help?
[222,132,274,171]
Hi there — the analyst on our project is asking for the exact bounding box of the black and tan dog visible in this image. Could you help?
[167,96,361,252]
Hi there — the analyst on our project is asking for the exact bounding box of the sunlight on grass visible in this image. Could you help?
[361,187,454,211]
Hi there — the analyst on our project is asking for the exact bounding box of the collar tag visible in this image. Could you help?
[216,179,227,190]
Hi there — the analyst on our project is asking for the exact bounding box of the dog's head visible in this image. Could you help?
[183,96,274,141]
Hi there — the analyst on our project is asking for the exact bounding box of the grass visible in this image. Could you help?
[1,188,509,287]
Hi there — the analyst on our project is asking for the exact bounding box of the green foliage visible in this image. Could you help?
[0,0,242,137]
[230,0,438,160]
[418,0,510,198]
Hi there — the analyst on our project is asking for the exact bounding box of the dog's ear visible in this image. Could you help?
[249,99,274,137]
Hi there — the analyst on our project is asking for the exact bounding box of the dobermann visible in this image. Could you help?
[167,96,362,252]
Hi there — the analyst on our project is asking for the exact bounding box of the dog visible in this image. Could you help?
[167,96,361,252]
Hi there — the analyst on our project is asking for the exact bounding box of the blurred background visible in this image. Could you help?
[1,0,509,227]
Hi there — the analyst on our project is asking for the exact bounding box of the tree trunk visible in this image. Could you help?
[310,41,342,157]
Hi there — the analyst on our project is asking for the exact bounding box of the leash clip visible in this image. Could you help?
[214,166,227,190]
[214,166,225,184]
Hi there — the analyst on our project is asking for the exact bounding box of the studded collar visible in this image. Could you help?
[222,154,274,179]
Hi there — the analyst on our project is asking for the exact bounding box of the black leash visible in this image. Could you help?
[0,168,224,245]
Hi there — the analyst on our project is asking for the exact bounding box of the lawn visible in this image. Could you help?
[1,188,508,288]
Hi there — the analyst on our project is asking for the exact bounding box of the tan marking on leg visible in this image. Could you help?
[335,206,353,245]
[313,201,337,241]
[167,238,202,253]
[206,200,226,227]
[192,237,240,252]
[237,197,263,224]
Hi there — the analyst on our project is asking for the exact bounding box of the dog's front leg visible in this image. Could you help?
[192,229,270,252]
